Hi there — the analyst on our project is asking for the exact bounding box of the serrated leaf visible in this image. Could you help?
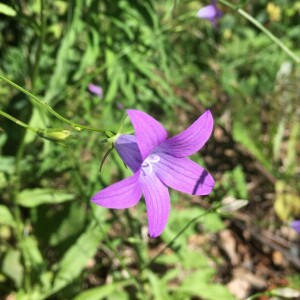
[16,189,74,207]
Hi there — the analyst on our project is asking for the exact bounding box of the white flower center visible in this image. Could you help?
[141,154,160,175]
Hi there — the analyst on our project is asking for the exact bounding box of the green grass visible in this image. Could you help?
[0,0,300,299]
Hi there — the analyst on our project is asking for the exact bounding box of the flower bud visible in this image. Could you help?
[37,129,71,142]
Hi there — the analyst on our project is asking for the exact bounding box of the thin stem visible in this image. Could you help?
[218,0,300,64]
[0,109,39,133]
[141,205,219,271]
[0,74,111,134]
[91,209,145,293]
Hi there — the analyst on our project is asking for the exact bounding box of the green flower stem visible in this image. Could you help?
[0,109,73,142]
[0,74,112,134]
[218,0,300,64]
[0,109,39,133]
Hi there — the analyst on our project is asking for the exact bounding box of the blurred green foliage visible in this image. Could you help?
[0,0,300,299]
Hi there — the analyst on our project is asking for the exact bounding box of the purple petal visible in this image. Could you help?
[91,171,142,209]
[197,4,218,19]
[139,173,170,238]
[157,110,213,158]
[114,134,142,173]
[291,220,300,233]
[154,153,214,195]
[88,84,103,97]
[196,1,222,26]
[127,110,168,161]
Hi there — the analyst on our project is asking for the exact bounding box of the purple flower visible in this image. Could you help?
[197,0,222,26]
[291,220,300,232]
[88,83,103,98]
[91,110,215,238]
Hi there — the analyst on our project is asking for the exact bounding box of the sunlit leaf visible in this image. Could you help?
[74,280,133,300]
[2,249,23,287]
[0,205,15,227]
[0,3,17,17]
[16,189,74,207]
[51,220,106,295]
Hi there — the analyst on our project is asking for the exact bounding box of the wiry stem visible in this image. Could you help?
[141,204,220,271]
[0,109,39,133]
[0,74,112,134]
[218,0,300,64]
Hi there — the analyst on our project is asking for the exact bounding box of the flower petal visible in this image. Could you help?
[157,110,213,158]
[114,134,142,173]
[139,173,170,238]
[197,4,218,19]
[127,109,167,160]
[291,220,300,233]
[91,171,142,209]
[154,153,214,195]
[88,83,103,97]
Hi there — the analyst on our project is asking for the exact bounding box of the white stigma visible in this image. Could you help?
[141,154,160,175]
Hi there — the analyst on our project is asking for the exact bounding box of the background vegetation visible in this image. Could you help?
[0,0,299,299]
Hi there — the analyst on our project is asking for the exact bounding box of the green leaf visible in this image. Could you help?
[19,236,50,293]
[0,3,17,17]
[2,249,24,287]
[16,189,74,207]
[50,221,106,295]
[74,281,132,300]
[232,166,248,199]
[73,27,100,81]
[0,156,15,174]
[181,250,209,270]
[19,236,45,271]
[0,205,15,227]
[147,271,171,300]
[44,1,84,104]
[49,202,86,246]
[232,121,271,170]
[178,270,235,300]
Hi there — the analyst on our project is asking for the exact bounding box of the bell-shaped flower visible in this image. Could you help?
[196,0,222,27]
[91,110,215,237]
